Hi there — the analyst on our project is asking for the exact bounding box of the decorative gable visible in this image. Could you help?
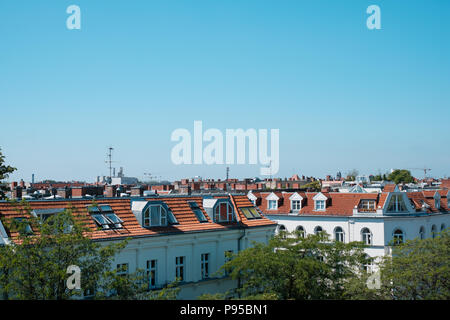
[313,192,327,211]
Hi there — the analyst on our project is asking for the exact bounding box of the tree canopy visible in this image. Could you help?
[0,148,16,199]
[387,169,415,184]
[210,230,370,300]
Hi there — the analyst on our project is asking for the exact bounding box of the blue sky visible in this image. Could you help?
[1,0,449,182]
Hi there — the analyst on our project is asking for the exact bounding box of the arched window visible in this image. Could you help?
[431,225,437,238]
[314,226,323,235]
[419,226,425,240]
[441,224,446,231]
[393,229,404,245]
[277,224,286,234]
[296,225,305,238]
[334,227,344,242]
[361,228,372,245]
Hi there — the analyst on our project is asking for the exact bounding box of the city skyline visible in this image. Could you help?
[1,0,449,182]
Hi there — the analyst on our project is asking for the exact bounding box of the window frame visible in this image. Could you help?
[334,227,345,242]
[213,201,235,222]
[175,256,185,282]
[147,259,158,289]
[201,253,210,280]
[361,228,372,245]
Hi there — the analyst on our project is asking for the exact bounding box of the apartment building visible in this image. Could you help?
[249,186,450,267]
[0,194,276,299]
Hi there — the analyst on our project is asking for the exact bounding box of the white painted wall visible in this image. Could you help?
[100,226,275,299]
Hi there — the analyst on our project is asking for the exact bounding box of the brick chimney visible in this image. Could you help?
[12,186,22,199]
[105,185,117,198]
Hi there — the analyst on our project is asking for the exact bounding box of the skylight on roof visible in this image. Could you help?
[189,201,208,223]
[241,207,262,219]
[87,205,123,230]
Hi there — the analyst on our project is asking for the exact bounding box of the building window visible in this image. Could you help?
[116,263,129,277]
[393,229,404,245]
[268,200,278,210]
[435,198,441,210]
[431,225,437,238]
[314,226,323,235]
[241,207,262,219]
[201,253,210,279]
[277,224,286,234]
[359,200,376,211]
[214,202,234,222]
[88,205,123,230]
[143,205,167,227]
[296,225,305,238]
[361,228,372,245]
[175,256,185,281]
[362,254,373,273]
[291,200,301,211]
[189,201,208,223]
[441,224,446,231]
[147,260,157,289]
[315,200,325,211]
[387,195,407,213]
[224,250,233,276]
[419,226,425,240]
[334,227,344,242]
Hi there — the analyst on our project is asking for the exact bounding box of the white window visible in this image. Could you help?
[116,263,128,277]
[291,200,301,211]
[268,200,278,210]
[296,225,305,238]
[431,225,437,238]
[314,226,323,235]
[147,260,157,289]
[393,229,404,245]
[419,226,425,240]
[201,253,210,279]
[315,200,325,211]
[334,227,344,242]
[143,205,167,227]
[277,224,286,234]
[359,200,376,210]
[362,254,373,273]
[175,256,185,281]
[214,202,234,222]
[361,228,372,245]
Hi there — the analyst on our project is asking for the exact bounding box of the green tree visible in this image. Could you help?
[218,231,369,300]
[302,180,321,192]
[0,201,179,300]
[345,229,450,300]
[0,148,16,199]
[379,229,450,299]
[387,169,415,184]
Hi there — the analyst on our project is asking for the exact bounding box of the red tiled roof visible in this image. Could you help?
[252,190,449,216]
[0,195,276,242]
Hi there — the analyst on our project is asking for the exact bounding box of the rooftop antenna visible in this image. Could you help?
[105,147,115,184]
[226,167,230,181]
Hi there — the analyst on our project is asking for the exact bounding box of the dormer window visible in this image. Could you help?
[386,194,407,213]
[12,217,33,235]
[359,200,376,211]
[289,193,303,212]
[32,208,65,222]
[315,200,325,211]
[143,205,167,227]
[266,192,280,210]
[214,202,235,222]
[268,200,278,210]
[312,192,328,211]
[434,196,441,210]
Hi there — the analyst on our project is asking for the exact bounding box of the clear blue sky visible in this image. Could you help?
[1,0,449,182]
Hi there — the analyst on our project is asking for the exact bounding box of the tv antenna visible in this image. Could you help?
[105,147,116,183]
